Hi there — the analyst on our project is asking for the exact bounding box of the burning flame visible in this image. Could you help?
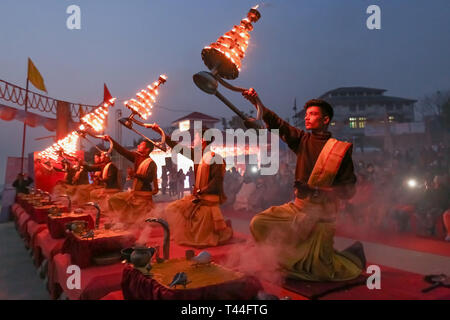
[81,104,109,132]
[38,132,79,161]
[124,74,167,120]
[38,98,116,161]
[203,6,261,73]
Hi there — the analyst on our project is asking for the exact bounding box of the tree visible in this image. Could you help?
[418,90,450,131]
[226,114,247,130]
[417,90,450,118]
[224,109,255,130]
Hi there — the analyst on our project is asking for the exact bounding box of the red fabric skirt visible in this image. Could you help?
[121,265,263,300]
[47,253,126,300]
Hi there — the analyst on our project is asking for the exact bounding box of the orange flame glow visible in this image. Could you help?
[38,98,116,161]
[124,74,167,120]
[203,6,261,73]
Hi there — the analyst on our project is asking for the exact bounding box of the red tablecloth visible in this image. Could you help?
[47,213,94,239]
[26,220,47,256]
[100,290,124,300]
[12,204,26,231]
[30,204,68,224]
[33,229,65,267]
[48,253,126,300]
[11,203,23,220]
[17,211,31,240]
[121,265,263,300]
[62,230,135,268]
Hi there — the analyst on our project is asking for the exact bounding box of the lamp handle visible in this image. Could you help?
[91,134,114,155]
[214,76,262,121]
[130,118,167,148]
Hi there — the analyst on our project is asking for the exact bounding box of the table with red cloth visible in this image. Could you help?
[26,219,48,255]
[48,253,127,300]
[121,259,263,300]
[11,203,23,221]
[33,229,66,267]
[29,204,68,224]
[47,212,94,239]
[17,210,32,241]
[61,229,135,268]
[12,203,27,232]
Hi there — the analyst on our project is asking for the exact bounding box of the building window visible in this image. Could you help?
[358,105,366,111]
[349,105,356,112]
[396,104,402,110]
[358,117,367,128]
[387,105,393,111]
[388,116,395,123]
[349,117,357,129]
[179,120,190,132]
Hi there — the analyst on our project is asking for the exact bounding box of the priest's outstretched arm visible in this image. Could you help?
[242,88,305,153]
[104,136,136,163]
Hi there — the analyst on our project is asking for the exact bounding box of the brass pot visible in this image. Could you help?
[65,220,88,235]
[130,246,155,268]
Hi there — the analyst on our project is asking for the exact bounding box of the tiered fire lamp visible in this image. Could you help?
[119,75,167,151]
[193,5,265,129]
[38,98,116,162]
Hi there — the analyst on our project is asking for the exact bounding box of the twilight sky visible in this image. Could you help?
[0,0,449,182]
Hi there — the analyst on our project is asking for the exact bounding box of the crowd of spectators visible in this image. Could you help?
[343,143,450,241]
[159,165,194,199]
[217,143,449,242]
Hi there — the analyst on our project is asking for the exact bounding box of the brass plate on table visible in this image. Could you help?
[74,229,131,241]
[136,258,244,289]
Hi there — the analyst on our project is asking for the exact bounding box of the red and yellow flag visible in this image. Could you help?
[27,58,47,93]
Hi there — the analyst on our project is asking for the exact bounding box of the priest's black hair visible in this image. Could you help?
[303,99,334,121]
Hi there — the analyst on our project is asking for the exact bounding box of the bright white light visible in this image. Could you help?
[251,166,258,173]
[179,120,190,132]
[407,179,417,188]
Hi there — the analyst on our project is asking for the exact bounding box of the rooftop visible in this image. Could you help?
[320,87,387,98]
[319,87,417,106]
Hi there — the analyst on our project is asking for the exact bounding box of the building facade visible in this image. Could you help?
[296,87,423,152]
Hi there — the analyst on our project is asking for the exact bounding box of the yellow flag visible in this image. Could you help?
[27,58,47,93]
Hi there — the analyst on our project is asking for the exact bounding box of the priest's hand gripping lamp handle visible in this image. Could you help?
[193,71,264,129]
[80,131,114,155]
[118,113,167,152]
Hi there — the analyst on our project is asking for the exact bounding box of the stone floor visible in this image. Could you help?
[0,222,49,299]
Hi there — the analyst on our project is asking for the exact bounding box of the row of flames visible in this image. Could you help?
[124,74,167,120]
[203,5,260,75]
[38,98,116,161]
[37,74,167,163]
[38,3,262,164]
